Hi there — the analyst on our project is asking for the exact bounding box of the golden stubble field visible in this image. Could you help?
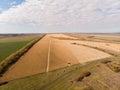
[0,34,114,82]
[64,40,120,53]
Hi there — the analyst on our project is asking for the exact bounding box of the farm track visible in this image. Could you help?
[46,40,51,72]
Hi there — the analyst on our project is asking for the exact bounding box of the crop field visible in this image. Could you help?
[63,40,120,53]
[63,41,111,63]
[0,34,43,62]
[49,38,78,71]
[68,33,120,43]
[89,34,120,42]
[0,33,120,90]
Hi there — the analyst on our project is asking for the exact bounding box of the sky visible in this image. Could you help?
[0,0,25,13]
[0,0,120,33]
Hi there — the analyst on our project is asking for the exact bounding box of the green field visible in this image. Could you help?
[0,35,41,62]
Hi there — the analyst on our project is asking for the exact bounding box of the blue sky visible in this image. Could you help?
[0,0,25,13]
[0,0,120,33]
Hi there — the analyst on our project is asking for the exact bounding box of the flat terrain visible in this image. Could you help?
[68,33,120,43]
[0,33,120,90]
[63,41,111,63]
[62,40,120,53]
[89,34,120,42]
[0,34,112,82]
[0,35,79,82]
[0,34,42,62]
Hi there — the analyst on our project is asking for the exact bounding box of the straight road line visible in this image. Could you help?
[46,40,51,72]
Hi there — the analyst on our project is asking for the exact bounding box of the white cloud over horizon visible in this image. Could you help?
[0,0,120,33]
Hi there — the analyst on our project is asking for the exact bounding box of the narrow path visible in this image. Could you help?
[46,40,52,72]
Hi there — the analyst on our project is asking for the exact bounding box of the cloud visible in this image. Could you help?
[0,0,120,28]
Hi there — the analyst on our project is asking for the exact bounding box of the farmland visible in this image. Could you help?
[0,34,43,62]
[0,33,120,90]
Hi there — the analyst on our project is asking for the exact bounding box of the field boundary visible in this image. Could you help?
[0,34,46,76]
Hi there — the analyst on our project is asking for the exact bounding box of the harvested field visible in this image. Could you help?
[0,34,111,82]
[0,34,79,82]
[62,41,111,63]
[49,39,78,71]
[67,33,120,43]
[0,34,120,90]
[63,40,120,53]
[50,34,111,63]
[51,34,78,40]
[91,34,120,42]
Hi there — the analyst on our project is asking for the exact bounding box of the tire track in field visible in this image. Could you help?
[46,40,52,72]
